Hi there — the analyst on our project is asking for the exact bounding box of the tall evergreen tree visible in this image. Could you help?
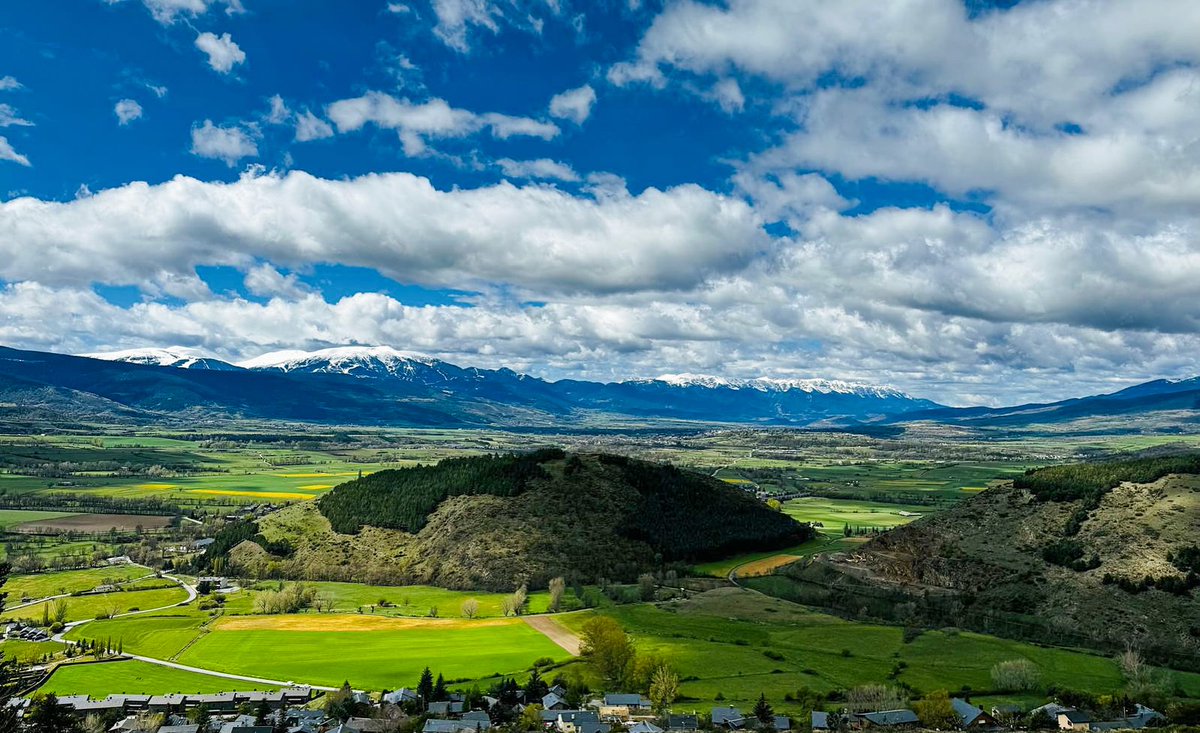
[433,674,447,702]
[753,694,774,729]
[28,694,78,733]
[417,667,434,704]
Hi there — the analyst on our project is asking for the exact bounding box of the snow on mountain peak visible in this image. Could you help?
[236,345,438,375]
[652,373,907,398]
[83,346,235,370]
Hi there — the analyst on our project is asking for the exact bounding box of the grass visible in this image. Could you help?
[782,498,928,532]
[292,581,554,618]
[66,612,209,659]
[2,639,65,664]
[66,608,570,691]
[173,615,567,689]
[4,586,190,624]
[554,589,1200,714]
[0,510,76,529]
[39,659,275,696]
[4,566,148,603]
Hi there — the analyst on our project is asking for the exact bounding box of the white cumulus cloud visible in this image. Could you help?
[194,31,246,74]
[189,120,258,166]
[548,84,596,124]
[114,99,144,125]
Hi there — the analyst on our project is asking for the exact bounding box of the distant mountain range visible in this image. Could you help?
[0,344,936,428]
[6,343,1200,430]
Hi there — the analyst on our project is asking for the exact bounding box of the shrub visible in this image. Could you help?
[991,659,1041,693]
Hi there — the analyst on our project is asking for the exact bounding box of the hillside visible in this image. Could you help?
[774,455,1200,668]
[243,451,812,591]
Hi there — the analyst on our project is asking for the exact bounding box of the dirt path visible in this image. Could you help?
[523,615,581,656]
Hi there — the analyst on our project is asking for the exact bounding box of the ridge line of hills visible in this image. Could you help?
[4,343,1200,429]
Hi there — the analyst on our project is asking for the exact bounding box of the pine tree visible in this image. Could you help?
[753,693,774,729]
[417,667,434,703]
[433,673,447,702]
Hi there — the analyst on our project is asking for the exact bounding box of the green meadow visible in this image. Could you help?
[68,609,569,690]
[4,586,190,624]
[554,589,1200,714]
[40,659,275,696]
[4,566,148,603]
[781,497,928,532]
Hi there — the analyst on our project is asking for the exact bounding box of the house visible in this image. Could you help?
[556,711,600,733]
[711,708,748,730]
[383,689,419,706]
[629,723,663,733]
[1091,704,1165,730]
[1057,711,1091,731]
[951,699,997,730]
[773,715,792,732]
[424,721,478,733]
[543,693,569,711]
[159,725,200,733]
[667,715,699,732]
[149,695,188,713]
[427,701,465,716]
[603,695,650,711]
[194,538,216,550]
[857,710,921,728]
[811,713,829,732]
[548,685,567,698]
[577,723,609,733]
[1031,704,1073,721]
[458,712,491,731]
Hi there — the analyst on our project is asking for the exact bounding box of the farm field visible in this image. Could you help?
[295,581,556,618]
[0,510,76,530]
[40,659,275,696]
[782,497,929,533]
[5,566,148,603]
[10,513,174,533]
[72,612,570,690]
[554,588,1200,714]
[692,536,853,578]
[3,586,189,624]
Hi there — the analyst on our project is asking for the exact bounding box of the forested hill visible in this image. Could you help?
[252,451,812,590]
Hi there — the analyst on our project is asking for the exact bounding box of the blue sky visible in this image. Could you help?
[2,0,1200,406]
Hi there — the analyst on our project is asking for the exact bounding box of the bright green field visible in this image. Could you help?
[65,612,209,659]
[40,660,274,696]
[555,589,1200,713]
[782,497,928,532]
[1,639,65,664]
[0,510,75,529]
[175,617,567,689]
[5,566,148,603]
[67,610,569,690]
[4,586,189,624]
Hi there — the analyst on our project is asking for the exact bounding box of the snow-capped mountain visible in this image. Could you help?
[651,373,910,399]
[83,347,241,371]
[59,344,937,425]
[239,346,440,375]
